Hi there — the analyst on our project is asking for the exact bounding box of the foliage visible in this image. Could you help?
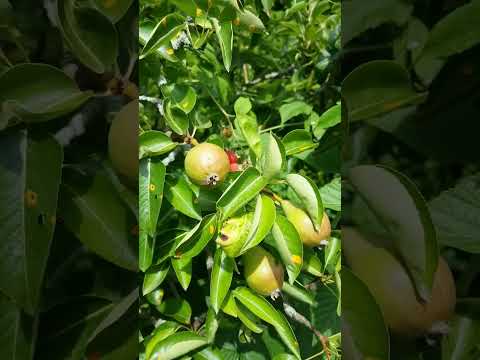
[0,0,138,359]
[139,0,341,359]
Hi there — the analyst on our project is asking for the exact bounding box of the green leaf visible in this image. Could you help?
[343,60,427,122]
[236,112,262,159]
[314,103,341,131]
[279,101,312,124]
[271,215,303,284]
[319,177,341,211]
[217,167,268,221]
[88,287,138,343]
[0,130,63,314]
[442,316,480,360]
[282,130,317,156]
[348,165,438,301]
[212,19,233,72]
[91,0,133,22]
[236,301,264,334]
[193,347,223,360]
[342,268,390,360]
[236,10,266,33]
[157,298,192,325]
[140,14,185,59]
[221,291,238,318]
[143,262,170,295]
[261,0,274,16]
[171,85,197,114]
[172,257,193,291]
[281,282,315,306]
[146,289,164,306]
[324,236,340,273]
[205,307,219,343]
[168,0,197,17]
[415,0,480,84]
[286,173,324,229]
[139,131,177,159]
[0,64,92,128]
[149,331,208,360]
[145,321,182,360]
[302,247,323,277]
[239,195,276,255]
[233,287,300,359]
[176,214,217,259]
[165,176,202,220]
[342,0,413,45]
[210,248,234,313]
[234,97,252,115]
[57,0,118,73]
[429,173,480,253]
[259,133,285,179]
[164,100,190,135]
[139,158,165,270]
[60,167,137,272]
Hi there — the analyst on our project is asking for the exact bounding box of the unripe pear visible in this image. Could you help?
[216,213,253,257]
[184,142,230,186]
[281,200,331,247]
[108,100,139,185]
[243,247,284,296]
[343,227,456,336]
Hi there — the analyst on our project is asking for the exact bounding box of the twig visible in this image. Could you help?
[259,121,305,133]
[283,301,331,360]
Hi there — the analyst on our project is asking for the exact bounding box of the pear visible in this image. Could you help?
[281,200,331,247]
[184,142,230,186]
[243,246,284,296]
[343,227,456,336]
[216,213,253,257]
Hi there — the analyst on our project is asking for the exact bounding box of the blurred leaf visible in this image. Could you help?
[171,85,197,114]
[165,176,202,220]
[429,174,480,253]
[271,215,303,284]
[217,167,268,221]
[91,0,133,22]
[236,10,266,33]
[234,97,252,116]
[348,165,438,301]
[139,131,177,159]
[210,248,234,313]
[148,331,208,360]
[0,130,62,314]
[279,101,312,124]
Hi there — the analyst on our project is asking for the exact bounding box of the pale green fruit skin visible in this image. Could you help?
[184,143,230,186]
[282,200,331,247]
[108,100,139,185]
[216,213,253,257]
[343,227,456,336]
[243,247,284,296]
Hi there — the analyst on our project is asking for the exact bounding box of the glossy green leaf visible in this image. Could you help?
[164,100,190,135]
[415,0,480,84]
[236,112,262,158]
[314,103,341,133]
[146,289,164,306]
[60,167,137,272]
[57,0,118,73]
[205,307,219,343]
[320,177,341,211]
[216,167,268,221]
[239,195,276,255]
[0,130,62,314]
[343,60,427,122]
[193,347,223,360]
[0,64,92,128]
[282,282,315,306]
[286,173,324,229]
[140,14,185,59]
[91,0,133,22]
[282,130,317,156]
[212,19,233,72]
[165,176,202,220]
[279,101,312,124]
[259,133,285,179]
[302,247,323,277]
[271,215,303,284]
[233,287,300,359]
[139,131,177,159]
[171,85,197,114]
[143,262,170,295]
[172,256,193,291]
[176,214,217,259]
[221,291,238,318]
[148,331,208,360]
[210,248,234,313]
[236,301,264,334]
[324,236,340,273]
[342,268,390,360]
[349,165,438,301]
[157,298,192,325]
[145,321,183,360]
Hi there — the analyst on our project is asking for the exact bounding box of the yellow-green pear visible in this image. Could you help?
[343,227,456,336]
[184,142,230,186]
[243,246,284,296]
[281,200,331,247]
[216,213,253,257]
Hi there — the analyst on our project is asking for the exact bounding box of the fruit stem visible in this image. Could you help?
[261,188,283,204]
[184,135,199,146]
